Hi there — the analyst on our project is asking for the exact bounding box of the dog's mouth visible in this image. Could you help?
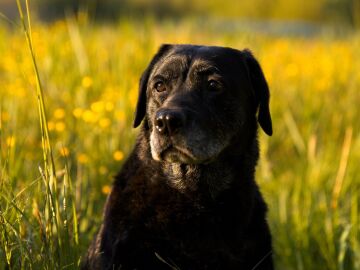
[150,131,222,164]
[160,145,215,164]
[161,145,197,164]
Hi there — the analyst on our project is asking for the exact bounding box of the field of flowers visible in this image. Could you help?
[0,13,360,270]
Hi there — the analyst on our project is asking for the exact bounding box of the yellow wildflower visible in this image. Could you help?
[73,108,83,118]
[82,110,97,123]
[54,108,65,119]
[102,185,111,195]
[55,122,66,132]
[82,76,93,88]
[77,153,89,164]
[105,102,114,112]
[47,121,55,131]
[99,118,111,128]
[113,150,124,161]
[91,101,104,113]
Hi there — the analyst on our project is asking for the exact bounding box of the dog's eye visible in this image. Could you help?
[208,80,221,90]
[154,81,167,92]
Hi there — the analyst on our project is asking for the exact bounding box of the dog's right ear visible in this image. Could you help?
[133,44,173,128]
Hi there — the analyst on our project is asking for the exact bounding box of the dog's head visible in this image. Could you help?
[134,44,272,165]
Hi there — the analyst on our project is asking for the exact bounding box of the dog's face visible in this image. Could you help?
[134,45,272,164]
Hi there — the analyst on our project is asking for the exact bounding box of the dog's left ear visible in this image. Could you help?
[242,49,273,136]
[133,44,173,128]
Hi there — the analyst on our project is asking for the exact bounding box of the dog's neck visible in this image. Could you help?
[136,121,259,198]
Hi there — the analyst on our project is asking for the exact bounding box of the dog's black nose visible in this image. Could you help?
[155,110,184,135]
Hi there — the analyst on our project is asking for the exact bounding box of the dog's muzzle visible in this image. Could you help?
[151,108,196,163]
[155,109,186,136]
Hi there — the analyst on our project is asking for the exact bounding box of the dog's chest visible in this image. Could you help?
[116,177,236,238]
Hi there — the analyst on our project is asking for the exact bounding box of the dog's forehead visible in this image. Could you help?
[152,45,242,77]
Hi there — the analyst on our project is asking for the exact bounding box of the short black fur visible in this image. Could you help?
[83,44,274,270]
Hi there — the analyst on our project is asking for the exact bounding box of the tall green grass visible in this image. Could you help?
[0,4,359,270]
[0,1,79,269]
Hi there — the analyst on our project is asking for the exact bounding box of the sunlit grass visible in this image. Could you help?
[0,8,359,270]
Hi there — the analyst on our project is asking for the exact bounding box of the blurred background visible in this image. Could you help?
[1,0,360,28]
[0,0,360,269]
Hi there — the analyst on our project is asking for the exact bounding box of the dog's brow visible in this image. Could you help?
[163,55,187,68]
[194,65,220,76]
[152,56,186,78]
[152,74,169,82]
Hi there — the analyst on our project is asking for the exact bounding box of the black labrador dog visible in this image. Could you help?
[83,44,274,270]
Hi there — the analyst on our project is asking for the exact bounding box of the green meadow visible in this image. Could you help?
[0,4,360,269]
